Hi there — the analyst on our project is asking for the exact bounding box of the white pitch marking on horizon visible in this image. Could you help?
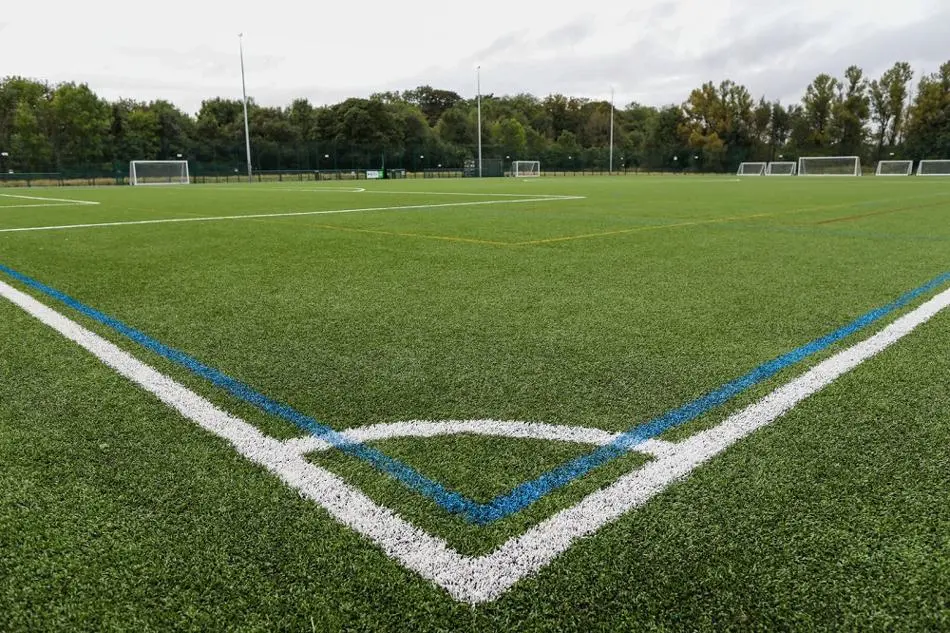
[0,194,584,234]
[2,276,948,604]
[0,193,101,207]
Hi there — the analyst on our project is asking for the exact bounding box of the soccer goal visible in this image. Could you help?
[916,160,950,176]
[766,161,797,176]
[736,162,766,176]
[875,160,914,176]
[798,156,862,176]
[129,160,190,185]
[512,161,541,177]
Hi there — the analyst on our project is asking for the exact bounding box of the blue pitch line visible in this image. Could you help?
[460,270,950,524]
[5,261,950,526]
[0,262,483,518]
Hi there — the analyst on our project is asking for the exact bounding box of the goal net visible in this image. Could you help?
[512,161,541,177]
[736,162,766,176]
[875,160,913,176]
[916,160,950,176]
[130,160,190,185]
[766,161,797,176]
[798,156,862,176]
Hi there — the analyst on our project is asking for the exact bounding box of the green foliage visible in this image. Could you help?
[1,60,950,175]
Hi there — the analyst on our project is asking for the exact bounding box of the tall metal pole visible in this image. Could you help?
[239,33,253,184]
[609,87,615,174]
[476,66,482,178]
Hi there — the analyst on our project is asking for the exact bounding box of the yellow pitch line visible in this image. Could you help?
[513,200,874,246]
[250,216,514,246]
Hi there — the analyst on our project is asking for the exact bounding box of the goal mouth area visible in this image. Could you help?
[736,162,767,176]
[917,160,950,176]
[511,161,541,178]
[875,160,914,176]
[797,156,862,177]
[129,160,191,186]
[766,162,797,176]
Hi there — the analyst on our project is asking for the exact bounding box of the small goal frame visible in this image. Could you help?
[916,160,950,176]
[511,161,541,178]
[129,160,191,186]
[766,161,797,176]
[736,162,767,176]
[797,156,862,177]
[875,160,914,176]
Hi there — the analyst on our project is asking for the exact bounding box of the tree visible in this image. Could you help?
[870,61,915,157]
[903,61,950,160]
[49,82,111,168]
[801,73,842,151]
[402,86,463,127]
[833,65,870,156]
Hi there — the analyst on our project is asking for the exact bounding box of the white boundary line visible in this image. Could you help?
[0,193,100,209]
[0,196,584,234]
[2,277,948,604]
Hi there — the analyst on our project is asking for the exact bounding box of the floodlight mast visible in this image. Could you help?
[476,66,482,178]
[239,33,252,184]
[609,87,614,174]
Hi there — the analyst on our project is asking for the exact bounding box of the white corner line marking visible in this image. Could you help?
[0,195,584,234]
[2,277,948,604]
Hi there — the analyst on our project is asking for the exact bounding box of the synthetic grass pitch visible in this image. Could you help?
[1,177,949,629]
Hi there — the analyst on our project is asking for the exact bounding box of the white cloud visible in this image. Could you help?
[1,0,947,114]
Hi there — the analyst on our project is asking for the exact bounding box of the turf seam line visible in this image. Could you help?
[3,274,948,603]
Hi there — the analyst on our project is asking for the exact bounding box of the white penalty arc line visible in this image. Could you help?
[2,277,948,603]
[0,195,585,234]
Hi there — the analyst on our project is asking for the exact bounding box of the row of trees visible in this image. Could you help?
[1,60,949,175]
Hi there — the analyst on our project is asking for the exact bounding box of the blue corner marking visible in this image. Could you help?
[463,269,950,524]
[4,261,948,526]
[0,262,482,518]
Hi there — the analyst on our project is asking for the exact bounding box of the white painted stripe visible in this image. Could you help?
[0,193,99,205]
[283,419,676,459]
[0,203,103,210]
[0,195,584,234]
[2,276,947,604]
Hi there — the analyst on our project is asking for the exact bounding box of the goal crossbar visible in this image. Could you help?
[130,160,191,186]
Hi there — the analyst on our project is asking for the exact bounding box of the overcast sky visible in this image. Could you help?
[1,0,947,114]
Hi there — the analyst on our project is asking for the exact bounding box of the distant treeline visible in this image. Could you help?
[1,60,948,175]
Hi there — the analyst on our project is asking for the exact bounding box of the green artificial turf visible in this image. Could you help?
[1,176,949,630]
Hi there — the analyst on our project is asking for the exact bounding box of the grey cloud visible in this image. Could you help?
[536,15,597,49]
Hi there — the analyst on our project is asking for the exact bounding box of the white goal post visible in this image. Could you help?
[766,161,797,176]
[129,160,191,185]
[798,156,862,177]
[736,162,766,176]
[875,160,914,176]
[916,160,950,176]
[512,161,541,177]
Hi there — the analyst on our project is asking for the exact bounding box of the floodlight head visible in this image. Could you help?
[0,152,8,157]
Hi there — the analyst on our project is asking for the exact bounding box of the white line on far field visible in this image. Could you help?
[2,272,948,604]
[0,193,99,206]
[0,195,584,234]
